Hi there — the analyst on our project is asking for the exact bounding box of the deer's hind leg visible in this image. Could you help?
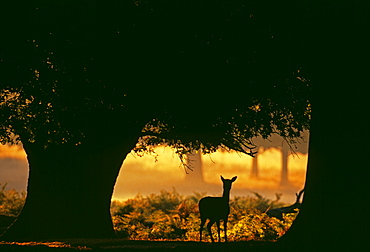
[223,219,228,242]
[216,220,221,242]
[199,217,207,242]
[207,220,215,243]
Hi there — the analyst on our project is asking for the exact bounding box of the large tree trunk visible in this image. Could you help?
[279,97,368,251]
[279,2,369,250]
[2,140,136,240]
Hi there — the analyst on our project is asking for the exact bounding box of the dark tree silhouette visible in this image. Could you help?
[0,0,313,241]
[278,2,369,251]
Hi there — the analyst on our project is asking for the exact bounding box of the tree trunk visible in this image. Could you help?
[2,140,136,240]
[250,150,259,179]
[278,5,368,250]
[185,151,204,184]
[278,2,369,250]
[279,90,368,251]
[280,144,289,186]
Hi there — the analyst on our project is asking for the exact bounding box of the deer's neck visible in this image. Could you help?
[222,188,231,202]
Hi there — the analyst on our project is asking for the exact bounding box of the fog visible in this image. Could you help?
[0,133,308,204]
[113,145,307,203]
[0,144,28,192]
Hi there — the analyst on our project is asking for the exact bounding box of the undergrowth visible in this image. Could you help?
[111,189,298,242]
[0,184,298,242]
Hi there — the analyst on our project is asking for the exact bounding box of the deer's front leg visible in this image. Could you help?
[224,220,228,242]
[199,218,206,242]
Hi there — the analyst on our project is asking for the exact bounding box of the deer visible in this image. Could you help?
[199,175,237,242]
[266,188,305,221]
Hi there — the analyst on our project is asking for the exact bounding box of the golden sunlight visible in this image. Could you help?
[0,136,308,203]
[199,147,306,192]
[113,144,308,203]
[0,144,27,160]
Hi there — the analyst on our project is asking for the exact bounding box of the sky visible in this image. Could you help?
[0,132,308,204]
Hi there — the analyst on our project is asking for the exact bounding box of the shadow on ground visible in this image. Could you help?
[0,239,281,251]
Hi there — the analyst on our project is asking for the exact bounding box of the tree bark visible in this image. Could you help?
[279,88,368,251]
[278,4,369,249]
[2,140,136,240]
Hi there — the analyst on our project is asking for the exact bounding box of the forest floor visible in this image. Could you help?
[0,239,282,251]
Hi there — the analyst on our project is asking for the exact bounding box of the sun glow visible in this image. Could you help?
[202,147,307,189]
[0,141,307,203]
[114,145,307,202]
[0,144,27,160]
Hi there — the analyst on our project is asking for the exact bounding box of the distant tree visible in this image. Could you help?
[185,151,205,185]
[0,1,310,240]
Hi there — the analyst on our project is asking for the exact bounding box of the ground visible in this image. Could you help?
[0,239,279,251]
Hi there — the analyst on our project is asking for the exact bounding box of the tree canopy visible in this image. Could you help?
[1,0,311,159]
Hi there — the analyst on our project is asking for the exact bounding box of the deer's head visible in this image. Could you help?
[221,175,237,190]
[292,188,305,209]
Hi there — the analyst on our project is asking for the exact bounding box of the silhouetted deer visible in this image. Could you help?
[199,176,237,242]
[266,188,305,221]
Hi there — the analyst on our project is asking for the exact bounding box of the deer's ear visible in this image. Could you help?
[220,175,225,181]
[231,176,237,182]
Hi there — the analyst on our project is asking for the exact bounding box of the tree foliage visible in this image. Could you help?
[1,0,310,160]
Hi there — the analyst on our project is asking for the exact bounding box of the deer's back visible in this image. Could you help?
[199,197,230,220]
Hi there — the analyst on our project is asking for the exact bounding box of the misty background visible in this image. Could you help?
[0,132,308,203]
